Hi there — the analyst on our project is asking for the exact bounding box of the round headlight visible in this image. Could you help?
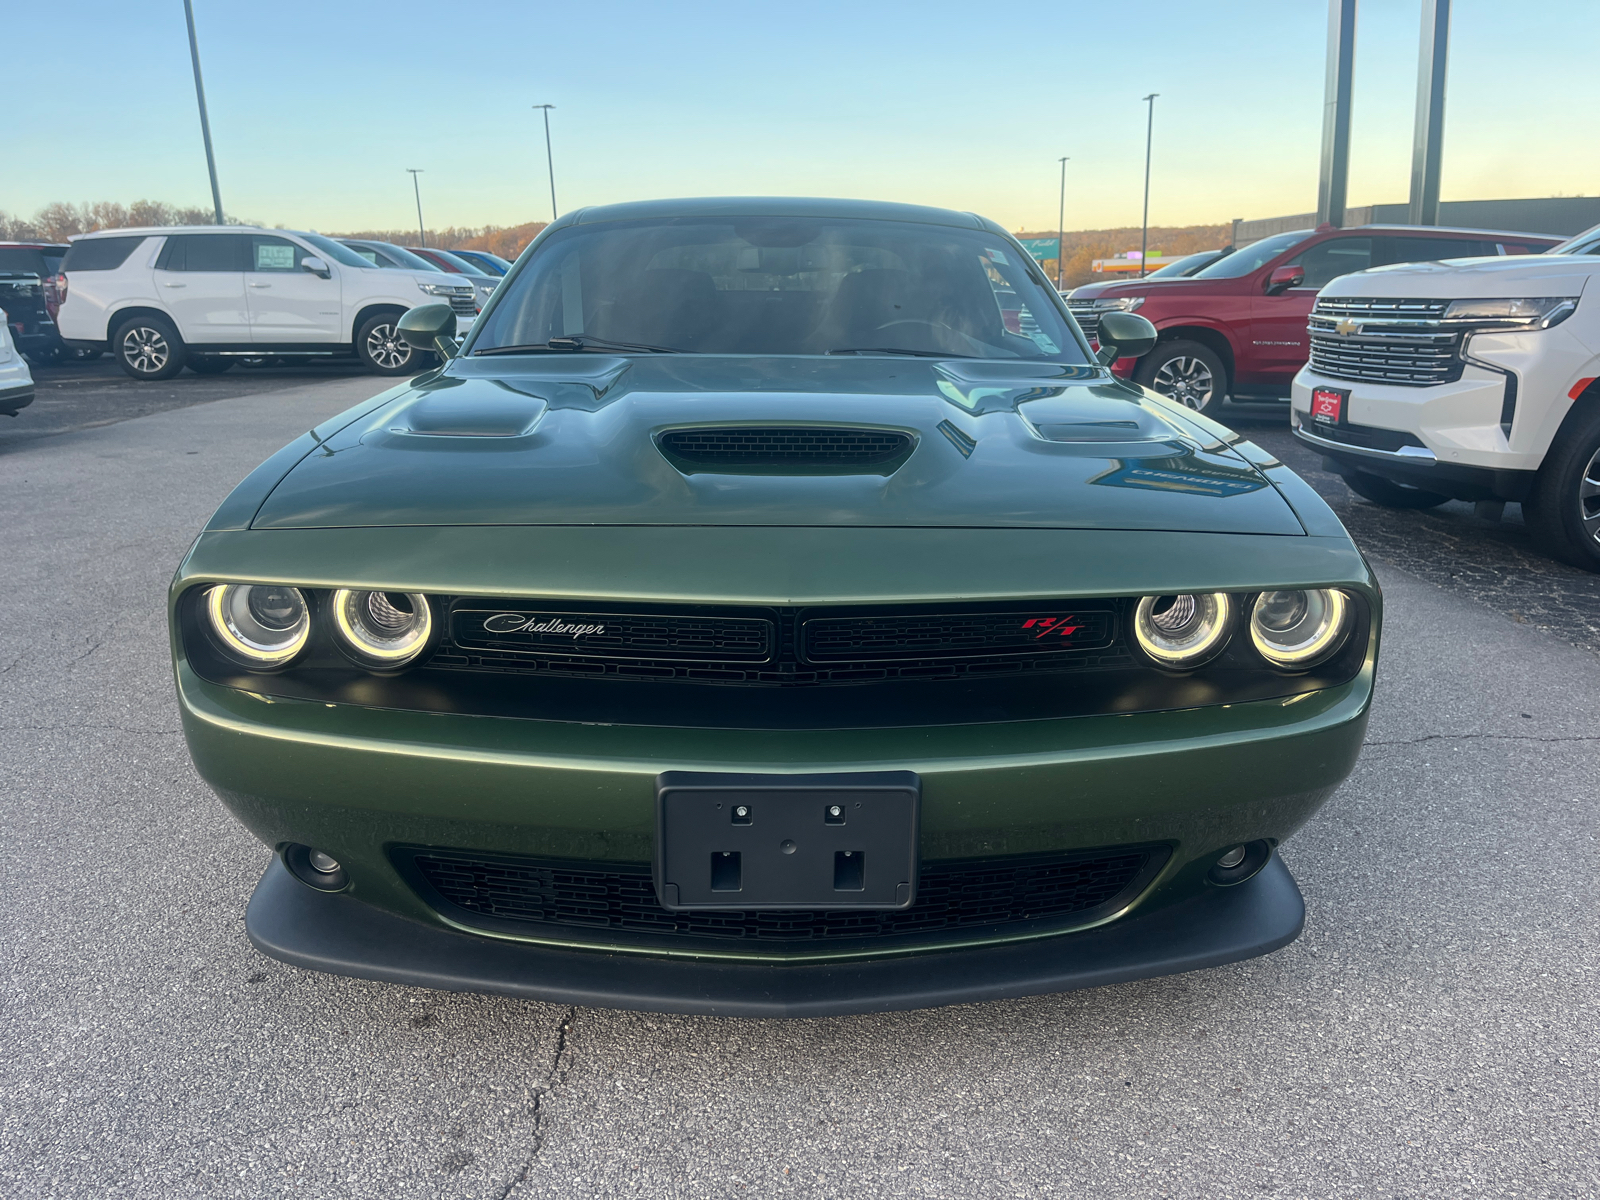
[1249,589,1351,670]
[1133,593,1233,668]
[329,589,433,667]
[206,583,310,668]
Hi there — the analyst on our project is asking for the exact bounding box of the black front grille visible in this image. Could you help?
[453,608,774,662]
[402,846,1160,950]
[803,609,1114,661]
[658,426,911,468]
[429,601,1131,686]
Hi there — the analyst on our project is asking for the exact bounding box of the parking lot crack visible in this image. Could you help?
[1365,732,1600,748]
[497,1005,577,1200]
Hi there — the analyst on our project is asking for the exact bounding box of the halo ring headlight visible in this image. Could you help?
[205,583,311,668]
[330,589,434,668]
[1249,589,1351,670]
[1133,593,1233,669]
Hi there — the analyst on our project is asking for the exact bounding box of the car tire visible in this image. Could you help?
[355,312,420,376]
[113,315,186,381]
[187,356,235,375]
[1340,468,1451,510]
[1524,405,1600,572]
[1133,339,1228,415]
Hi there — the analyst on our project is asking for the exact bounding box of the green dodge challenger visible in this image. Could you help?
[171,197,1379,1016]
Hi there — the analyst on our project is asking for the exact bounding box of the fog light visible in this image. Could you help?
[309,851,340,874]
[1216,845,1247,869]
[284,843,349,892]
[1208,839,1272,886]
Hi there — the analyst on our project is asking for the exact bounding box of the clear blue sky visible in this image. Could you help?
[10,1,1598,234]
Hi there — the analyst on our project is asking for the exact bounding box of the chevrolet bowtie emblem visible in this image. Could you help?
[1335,318,1363,336]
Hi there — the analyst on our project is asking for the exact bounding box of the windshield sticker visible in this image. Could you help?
[985,248,1010,265]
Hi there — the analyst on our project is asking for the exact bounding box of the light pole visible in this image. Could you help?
[1055,156,1069,290]
[533,104,557,221]
[407,169,426,246]
[182,0,224,225]
[1139,94,1158,278]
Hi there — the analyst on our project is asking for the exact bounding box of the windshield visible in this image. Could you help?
[470,216,1088,361]
[1548,223,1600,255]
[427,249,488,275]
[1192,231,1311,279]
[461,251,512,274]
[298,234,378,269]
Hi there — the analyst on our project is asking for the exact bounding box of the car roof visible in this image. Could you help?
[0,241,69,250]
[1345,223,1558,240]
[567,195,1001,234]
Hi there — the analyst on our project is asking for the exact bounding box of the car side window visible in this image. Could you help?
[156,234,246,273]
[1378,236,1496,265]
[349,247,381,266]
[250,236,307,272]
[1284,237,1372,289]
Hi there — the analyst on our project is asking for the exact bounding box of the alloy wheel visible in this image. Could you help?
[1580,445,1600,546]
[1152,355,1214,410]
[365,323,412,370]
[122,326,170,374]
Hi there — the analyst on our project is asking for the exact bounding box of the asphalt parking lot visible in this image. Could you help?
[1,374,1596,1199]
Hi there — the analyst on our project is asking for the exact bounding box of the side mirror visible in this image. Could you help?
[398,303,459,360]
[1265,264,1305,295]
[1095,311,1157,364]
[301,255,331,279]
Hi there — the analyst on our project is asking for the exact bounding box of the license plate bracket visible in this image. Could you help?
[1310,385,1349,427]
[655,771,919,911]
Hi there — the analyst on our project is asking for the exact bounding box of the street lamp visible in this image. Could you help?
[182,0,224,225]
[1056,156,1069,290]
[406,169,426,246]
[533,104,558,221]
[1139,94,1158,278]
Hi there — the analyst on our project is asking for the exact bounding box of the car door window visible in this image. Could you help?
[348,246,381,266]
[1284,237,1371,289]
[156,234,247,272]
[250,236,309,272]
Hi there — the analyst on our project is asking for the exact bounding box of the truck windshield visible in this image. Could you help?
[298,234,379,269]
[1548,224,1600,255]
[470,216,1089,361]
[1191,231,1311,279]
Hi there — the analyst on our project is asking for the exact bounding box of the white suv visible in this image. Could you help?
[1291,223,1600,570]
[55,226,477,379]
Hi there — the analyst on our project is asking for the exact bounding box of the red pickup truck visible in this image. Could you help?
[1065,224,1559,414]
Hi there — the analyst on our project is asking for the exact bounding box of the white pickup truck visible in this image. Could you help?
[56,226,477,379]
[1291,222,1600,570]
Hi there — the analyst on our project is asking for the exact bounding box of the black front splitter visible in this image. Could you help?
[245,856,1305,1018]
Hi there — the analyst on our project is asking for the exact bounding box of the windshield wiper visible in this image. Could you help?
[474,336,685,356]
[825,346,974,358]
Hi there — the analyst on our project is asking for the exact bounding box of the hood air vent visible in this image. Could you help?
[657,426,914,474]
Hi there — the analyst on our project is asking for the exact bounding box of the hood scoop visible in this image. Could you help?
[657,426,915,475]
[386,392,548,438]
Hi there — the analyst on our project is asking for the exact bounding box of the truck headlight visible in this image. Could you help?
[1443,297,1578,329]
[1249,589,1351,670]
[330,589,434,668]
[1133,593,1233,668]
[417,281,458,297]
[1095,297,1146,312]
[206,584,311,668]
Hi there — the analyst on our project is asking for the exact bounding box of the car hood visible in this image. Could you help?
[1067,278,1204,301]
[1325,255,1599,299]
[251,357,1303,534]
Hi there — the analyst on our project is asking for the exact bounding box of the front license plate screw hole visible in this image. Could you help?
[825,805,845,825]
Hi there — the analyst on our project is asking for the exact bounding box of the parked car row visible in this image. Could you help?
[1066,223,1561,414]
[53,226,483,379]
[1290,221,1600,570]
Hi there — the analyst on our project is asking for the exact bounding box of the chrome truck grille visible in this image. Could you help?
[1307,297,1463,386]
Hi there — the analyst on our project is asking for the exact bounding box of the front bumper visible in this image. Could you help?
[247,850,1306,1017]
